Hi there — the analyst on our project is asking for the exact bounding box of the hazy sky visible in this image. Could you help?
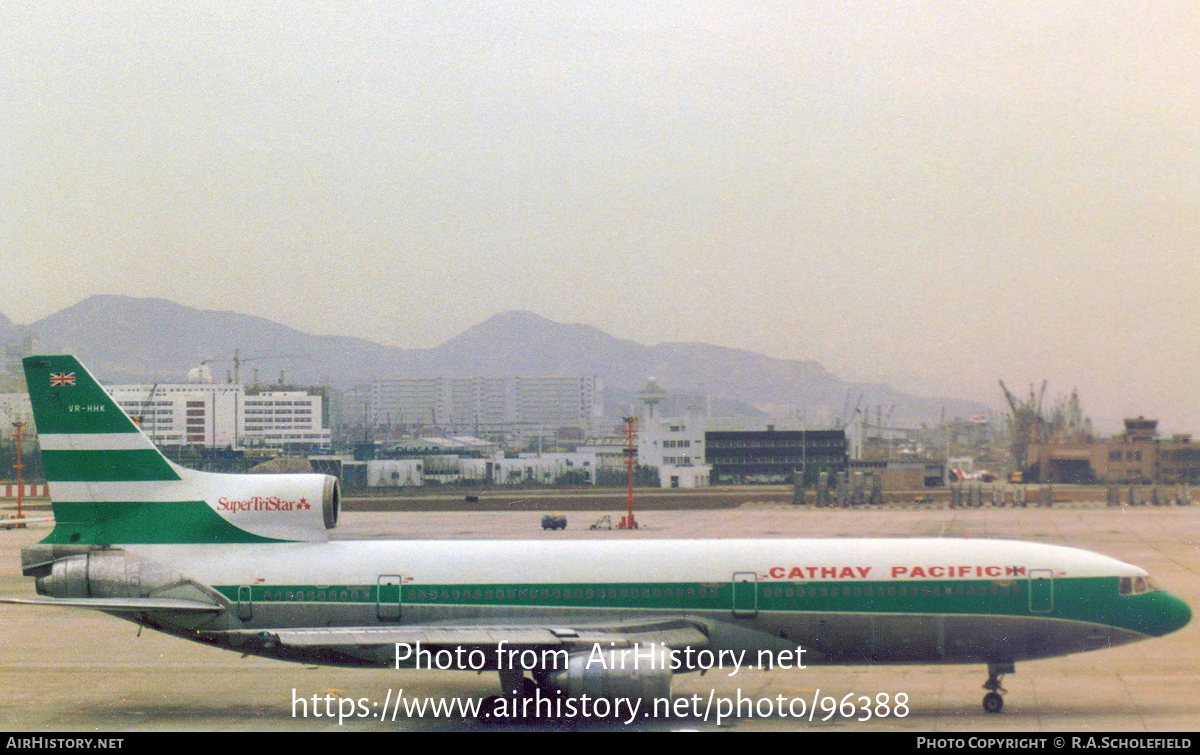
[3,2,1198,431]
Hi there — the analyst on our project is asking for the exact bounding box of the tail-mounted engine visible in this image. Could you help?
[33,549,185,599]
[203,472,341,542]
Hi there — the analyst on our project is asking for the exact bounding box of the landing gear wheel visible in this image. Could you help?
[518,677,538,699]
[981,662,1012,714]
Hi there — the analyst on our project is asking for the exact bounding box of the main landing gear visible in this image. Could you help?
[479,668,540,722]
[982,662,1014,713]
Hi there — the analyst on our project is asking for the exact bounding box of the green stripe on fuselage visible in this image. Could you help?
[214,577,1172,636]
[43,501,283,545]
[41,449,179,482]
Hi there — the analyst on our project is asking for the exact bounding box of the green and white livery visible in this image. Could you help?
[3,355,1191,715]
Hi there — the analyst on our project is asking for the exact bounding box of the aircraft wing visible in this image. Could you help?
[0,596,224,613]
[227,618,710,651]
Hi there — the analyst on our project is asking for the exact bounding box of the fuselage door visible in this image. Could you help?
[732,572,758,618]
[237,585,252,621]
[377,575,402,621]
[1028,569,1054,613]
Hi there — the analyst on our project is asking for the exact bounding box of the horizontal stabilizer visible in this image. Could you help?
[0,596,224,613]
[0,517,54,530]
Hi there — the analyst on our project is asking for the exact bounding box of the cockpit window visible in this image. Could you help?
[1120,576,1158,595]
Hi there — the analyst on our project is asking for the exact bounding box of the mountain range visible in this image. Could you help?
[3,295,989,427]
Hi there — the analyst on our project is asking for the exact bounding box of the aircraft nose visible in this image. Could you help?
[1145,592,1192,637]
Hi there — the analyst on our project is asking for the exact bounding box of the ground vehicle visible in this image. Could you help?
[540,513,567,530]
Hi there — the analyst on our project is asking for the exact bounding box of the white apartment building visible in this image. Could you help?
[241,391,332,449]
[106,384,330,450]
[108,384,243,447]
[365,375,604,440]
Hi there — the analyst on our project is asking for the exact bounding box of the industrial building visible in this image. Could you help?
[1025,416,1200,484]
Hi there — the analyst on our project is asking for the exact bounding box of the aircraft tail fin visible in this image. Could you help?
[24,355,182,485]
[21,356,331,545]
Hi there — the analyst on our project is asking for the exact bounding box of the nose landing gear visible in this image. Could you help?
[982,662,1013,713]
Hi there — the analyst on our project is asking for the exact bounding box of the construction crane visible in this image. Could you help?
[199,349,310,384]
[999,380,1050,473]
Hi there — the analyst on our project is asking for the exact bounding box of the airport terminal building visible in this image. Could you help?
[705,428,849,484]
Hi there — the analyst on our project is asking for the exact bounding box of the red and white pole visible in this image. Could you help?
[12,422,24,520]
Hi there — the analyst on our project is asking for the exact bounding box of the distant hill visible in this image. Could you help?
[0,312,21,346]
[25,295,409,386]
[4,295,989,426]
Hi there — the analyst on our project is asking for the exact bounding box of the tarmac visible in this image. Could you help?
[0,501,1196,732]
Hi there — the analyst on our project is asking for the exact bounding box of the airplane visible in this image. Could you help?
[949,467,997,483]
[0,355,1191,717]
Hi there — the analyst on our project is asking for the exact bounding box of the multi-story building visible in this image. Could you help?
[363,375,604,441]
[240,390,332,450]
[1026,416,1200,484]
[0,393,33,440]
[633,378,711,488]
[705,428,849,484]
[108,383,243,447]
[105,383,330,451]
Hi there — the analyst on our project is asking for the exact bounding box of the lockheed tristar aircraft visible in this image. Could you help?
[1,356,1191,716]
